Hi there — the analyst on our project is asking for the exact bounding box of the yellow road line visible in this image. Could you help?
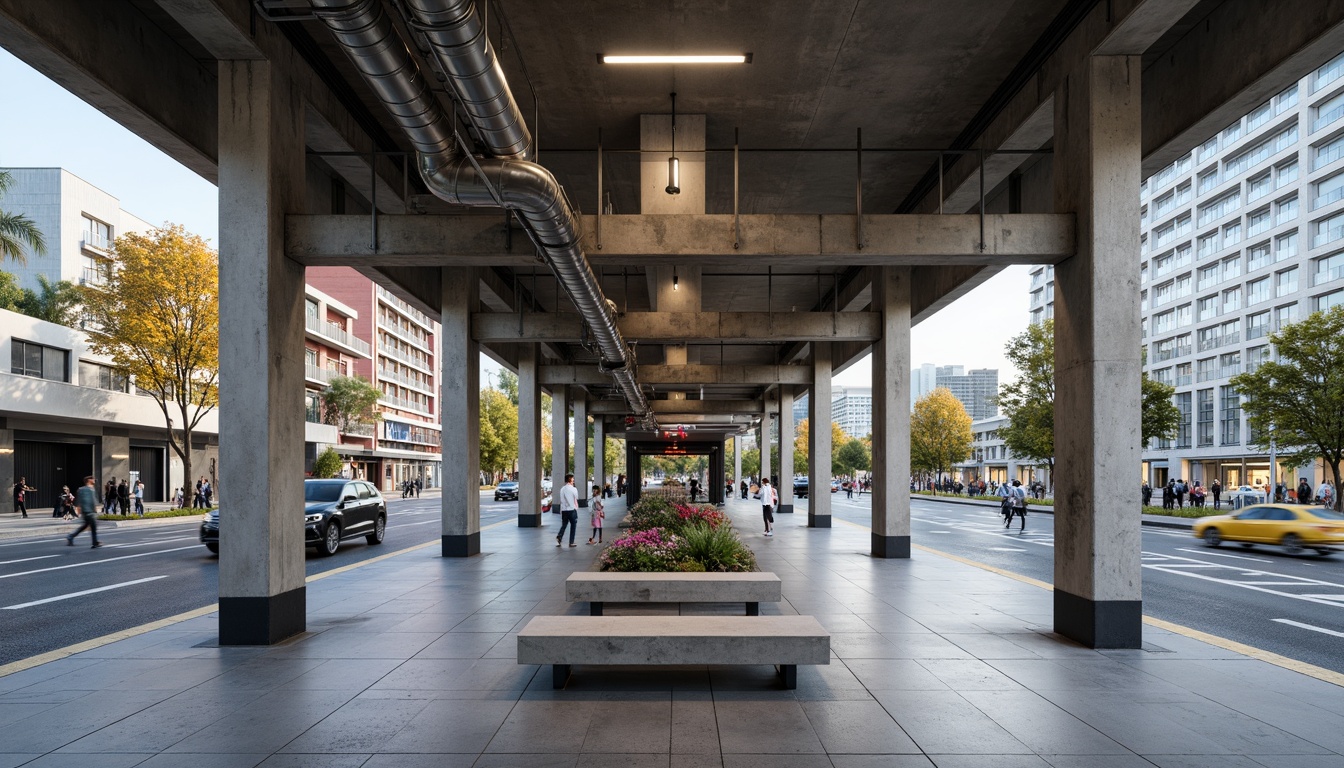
[834,514,1344,687]
[0,517,516,678]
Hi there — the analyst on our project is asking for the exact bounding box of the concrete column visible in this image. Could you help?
[809,344,833,528]
[759,410,772,492]
[626,442,640,507]
[734,436,742,499]
[872,267,912,557]
[517,345,542,527]
[441,268,481,557]
[572,388,588,508]
[101,431,131,495]
[0,424,12,515]
[550,386,568,494]
[710,443,725,504]
[1052,55,1143,648]
[593,417,605,500]
[217,60,307,645]
[778,387,795,513]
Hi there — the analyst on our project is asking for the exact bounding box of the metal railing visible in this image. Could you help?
[81,230,111,252]
[1314,264,1344,285]
[305,364,332,384]
[305,315,372,356]
[380,393,434,416]
[377,366,433,394]
[378,344,432,371]
[342,422,376,437]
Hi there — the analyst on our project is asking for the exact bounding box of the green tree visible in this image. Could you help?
[1231,306,1344,511]
[312,446,343,478]
[911,388,973,491]
[18,274,82,326]
[995,320,1056,485]
[480,387,519,482]
[322,375,382,434]
[0,171,46,264]
[496,368,519,405]
[83,225,217,492]
[742,447,761,479]
[0,270,24,311]
[793,418,850,476]
[835,437,871,476]
[1141,373,1180,447]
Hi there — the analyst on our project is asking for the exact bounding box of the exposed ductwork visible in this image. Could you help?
[310,0,649,418]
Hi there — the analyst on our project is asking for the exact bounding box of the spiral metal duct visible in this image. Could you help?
[310,0,649,417]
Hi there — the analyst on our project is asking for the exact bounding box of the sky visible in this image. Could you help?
[0,47,1032,386]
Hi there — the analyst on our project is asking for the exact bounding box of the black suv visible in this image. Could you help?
[494,480,519,501]
[793,477,809,498]
[200,479,387,556]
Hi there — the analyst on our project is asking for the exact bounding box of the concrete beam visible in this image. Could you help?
[0,0,218,180]
[473,312,881,344]
[1142,0,1344,175]
[285,213,1075,267]
[539,364,811,387]
[589,400,763,416]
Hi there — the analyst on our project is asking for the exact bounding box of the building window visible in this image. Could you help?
[1196,294,1220,322]
[1314,251,1344,286]
[1196,356,1217,383]
[1197,389,1215,448]
[1246,172,1271,203]
[305,392,321,423]
[1220,385,1241,446]
[1318,288,1344,312]
[1219,351,1241,379]
[81,215,113,251]
[1175,392,1192,450]
[1246,310,1270,340]
[10,340,69,382]
[1246,345,1271,373]
[1274,302,1298,330]
[1275,230,1298,261]
[1222,286,1242,313]
[1247,206,1272,237]
[1222,254,1241,280]
[1314,90,1344,133]
[1275,195,1299,226]
[1248,241,1272,272]
[1247,276,1270,305]
[1175,362,1193,386]
[77,360,128,392]
[1276,158,1299,189]
[1276,266,1299,297]
[1313,210,1344,248]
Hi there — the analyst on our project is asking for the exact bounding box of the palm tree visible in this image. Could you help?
[0,170,47,264]
[20,274,83,326]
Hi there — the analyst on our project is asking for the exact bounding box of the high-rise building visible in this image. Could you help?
[1029,53,1344,489]
[911,363,999,419]
[830,386,873,439]
[306,268,442,491]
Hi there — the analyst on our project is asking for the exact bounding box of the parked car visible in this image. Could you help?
[199,478,387,557]
[541,494,553,514]
[541,479,553,494]
[830,479,841,493]
[1193,503,1344,556]
[494,480,519,501]
[1226,485,1267,509]
[793,477,809,499]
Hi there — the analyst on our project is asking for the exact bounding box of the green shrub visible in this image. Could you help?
[678,523,757,572]
[312,447,343,479]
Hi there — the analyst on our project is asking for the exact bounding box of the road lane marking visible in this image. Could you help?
[0,546,200,580]
[1175,548,1271,562]
[1272,619,1344,638]
[0,555,59,566]
[989,546,1027,552]
[2,576,169,609]
[104,536,198,549]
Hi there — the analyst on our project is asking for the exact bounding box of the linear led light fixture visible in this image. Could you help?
[600,54,751,64]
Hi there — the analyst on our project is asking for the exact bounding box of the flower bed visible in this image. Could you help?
[600,497,756,572]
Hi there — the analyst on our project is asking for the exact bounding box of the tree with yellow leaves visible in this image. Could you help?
[910,388,973,492]
[83,225,218,493]
[793,418,851,475]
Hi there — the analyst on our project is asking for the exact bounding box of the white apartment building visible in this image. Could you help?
[0,168,153,292]
[1029,52,1344,490]
[830,386,873,439]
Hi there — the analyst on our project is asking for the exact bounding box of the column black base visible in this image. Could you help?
[518,513,541,528]
[777,504,794,514]
[442,532,480,557]
[777,664,797,689]
[590,602,603,616]
[746,602,759,616]
[871,534,910,558]
[553,664,571,689]
[219,586,305,645]
[808,513,831,528]
[578,499,588,508]
[1054,589,1142,648]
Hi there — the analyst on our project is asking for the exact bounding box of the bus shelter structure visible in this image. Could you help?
[2,0,1337,652]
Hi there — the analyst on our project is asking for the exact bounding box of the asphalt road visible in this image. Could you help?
[820,492,1344,675]
[0,491,521,666]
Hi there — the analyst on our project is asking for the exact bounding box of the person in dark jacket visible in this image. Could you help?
[117,479,130,515]
[104,478,118,515]
[1141,482,1152,506]
[1298,478,1313,505]
[1211,479,1222,509]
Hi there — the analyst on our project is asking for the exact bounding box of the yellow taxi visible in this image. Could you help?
[1193,503,1344,556]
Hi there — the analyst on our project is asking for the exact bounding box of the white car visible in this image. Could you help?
[1227,485,1267,509]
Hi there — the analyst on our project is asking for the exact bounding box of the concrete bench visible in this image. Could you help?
[565,571,783,616]
[517,615,830,689]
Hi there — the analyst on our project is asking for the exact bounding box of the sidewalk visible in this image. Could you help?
[909,491,1202,530]
[0,494,1340,766]
[0,502,206,541]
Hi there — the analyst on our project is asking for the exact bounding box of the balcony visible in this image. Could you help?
[1175,374,1192,386]
[377,367,434,395]
[1220,364,1242,379]
[376,286,435,330]
[1314,225,1344,248]
[1314,104,1344,134]
[305,364,332,386]
[378,344,432,372]
[80,266,108,287]
[342,422,376,438]
[377,316,429,347]
[305,315,372,358]
[80,230,111,253]
[379,393,434,417]
[1315,264,1344,286]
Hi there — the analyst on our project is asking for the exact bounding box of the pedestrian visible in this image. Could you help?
[193,477,204,509]
[117,479,130,516]
[740,479,748,499]
[689,477,700,503]
[555,473,579,547]
[997,480,1014,526]
[173,487,184,508]
[1007,479,1027,532]
[587,485,605,545]
[1141,482,1152,506]
[133,479,145,515]
[105,478,118,515]
[11,476,35,518]
[760,477,776,536]
[66,475,102,549]
[415,477,422,498]
[203,478,213,508]
[1298,478,1313,505]
[53,485,74,519]
[1211,478,1222,509]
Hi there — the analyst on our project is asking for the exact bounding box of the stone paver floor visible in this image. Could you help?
[1,496,1341,767]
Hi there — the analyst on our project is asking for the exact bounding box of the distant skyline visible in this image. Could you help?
[0,46,1030,388]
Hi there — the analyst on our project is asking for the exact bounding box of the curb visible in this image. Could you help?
[912,493,1197,530]
[0,513,206,541]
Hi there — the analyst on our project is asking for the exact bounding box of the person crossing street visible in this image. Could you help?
[66,475,102,549]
